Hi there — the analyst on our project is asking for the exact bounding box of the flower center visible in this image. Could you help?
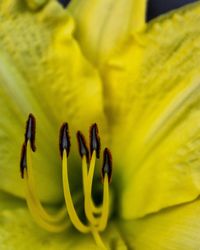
[20,114,112,249]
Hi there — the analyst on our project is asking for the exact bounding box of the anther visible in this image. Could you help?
[25,114,36,152]
[20,143,27,179]
[90,123,100,158]
[102,148,112,183]
[77,131,89,162]
[59,123,71,158]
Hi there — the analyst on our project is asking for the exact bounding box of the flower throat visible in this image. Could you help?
[20,114,112,249]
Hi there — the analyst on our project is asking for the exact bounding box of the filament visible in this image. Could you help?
[62,149,90,233]
[90,227,107,249]
[82,154,100,226]
[87,151,102,214]
[26,143,67,223]
[97,174,109,232]
[24,142,69,232]
[24,170,69,232]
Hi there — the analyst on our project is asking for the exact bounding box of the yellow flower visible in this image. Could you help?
[1,0,200,249]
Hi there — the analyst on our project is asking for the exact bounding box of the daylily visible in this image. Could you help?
[1,0,200,249]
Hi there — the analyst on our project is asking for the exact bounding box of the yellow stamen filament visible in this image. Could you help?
[62,149,109,249]
[91,227,107,249]
[97,174,109,232]
[82,155,100,226]
[87,151,102,214]
[24,170,69,233]
[24,142,69,232]
[24,142,66,223]
[62,149,90,233]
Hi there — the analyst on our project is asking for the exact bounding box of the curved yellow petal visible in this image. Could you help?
[0,0,106,202]
[120,198,200,250]
[103,2,200,219]
[68,0,147,64]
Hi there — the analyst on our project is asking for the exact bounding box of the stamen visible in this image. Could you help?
[86,151,102,215]
[82,153,100,226]
[21,115,112,248]
[20,114,69,233]
[90,227,107,249]
[102,148,112,183]
[90,123,100,158]
[98,149,112,231]
[98,173,109,231]
[62,149,90,233]
[78,128,101,225]
[24,167,69,232]
[59,123,70,158]
[25,141,67,224]
[20,143,27,179]
[25,113,36,152]
[77,131,89,163]
[88,124,102,214]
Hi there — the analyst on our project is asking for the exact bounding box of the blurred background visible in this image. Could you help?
[147,0,198,20]
[59,0,199,21]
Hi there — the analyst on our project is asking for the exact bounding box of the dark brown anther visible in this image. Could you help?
[90,123,100,158]
[102,148,112,183]
[20,143,27,179]
[25,113,36,152]
[77,131,89,163]
[59,123,71,158]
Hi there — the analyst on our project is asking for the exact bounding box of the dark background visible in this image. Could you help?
[59,0,198,21]
[147,0,198,20]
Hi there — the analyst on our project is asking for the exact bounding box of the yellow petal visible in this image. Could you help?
[0,0,106,202]
[0,201,96,249]
[120,198,200,250]
[1,191,200,250]
[25,0,48,10]
[0,191,128,249]
[103,2,200,219]
[68,0,147,64]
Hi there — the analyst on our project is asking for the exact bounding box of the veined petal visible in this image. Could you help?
[120,198,200,250]
[68,0,147,64]
[102,2,200,219]
[0,0,106,202]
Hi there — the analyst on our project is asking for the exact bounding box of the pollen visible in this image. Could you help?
[20,114,112,249]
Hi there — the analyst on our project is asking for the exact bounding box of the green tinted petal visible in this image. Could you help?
[120,198,200,250]
[0,191,25,210]
[69,0,147,64]
[0,0,106,202]
[103,2,200,218]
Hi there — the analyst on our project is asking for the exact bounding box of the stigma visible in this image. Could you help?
[20,114,112,249]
